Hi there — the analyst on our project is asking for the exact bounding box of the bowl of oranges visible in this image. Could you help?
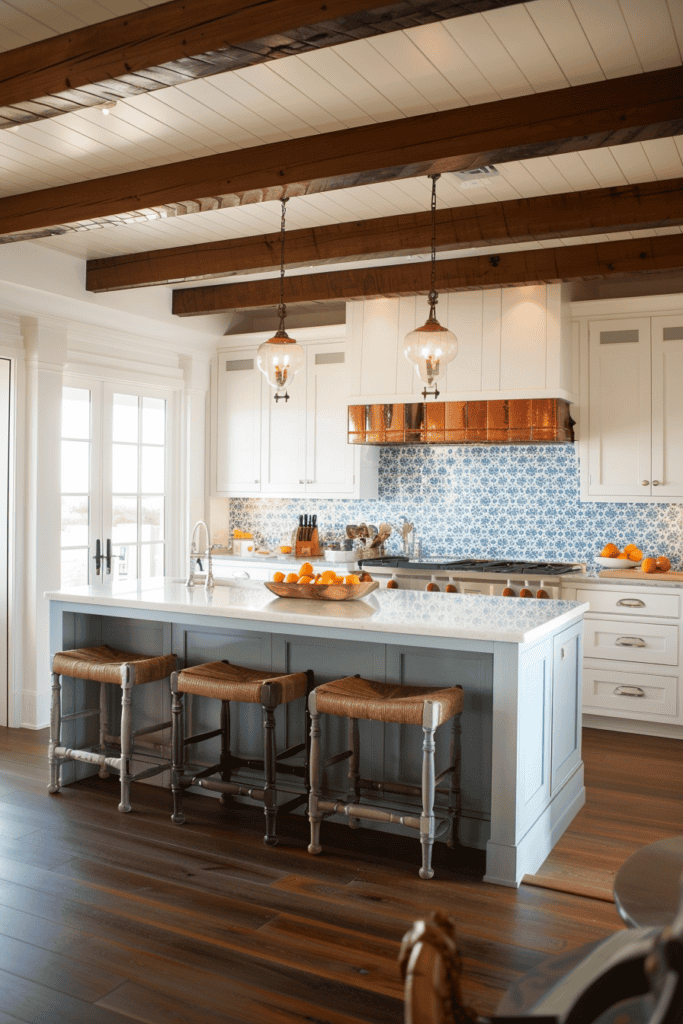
[265,563,378,601]
[596,543,643,569]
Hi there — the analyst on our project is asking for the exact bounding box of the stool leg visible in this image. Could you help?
[419,701,439,880]
[118,665,133,813]
[447,713,462,850]
[98,681,110,779]
[307,691,322,855]
[219,700,233,807]
[347,718,361,829]
[48,673,62,793]
[170,671,185,824]
[262,705,278,847]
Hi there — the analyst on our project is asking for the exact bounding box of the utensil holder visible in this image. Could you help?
[295,527,322,558]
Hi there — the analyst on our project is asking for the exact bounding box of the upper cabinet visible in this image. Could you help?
[212,332,378,499]
[346,284,574,405]
[577,308,683,502]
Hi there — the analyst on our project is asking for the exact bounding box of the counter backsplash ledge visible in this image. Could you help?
[225,446,683,571]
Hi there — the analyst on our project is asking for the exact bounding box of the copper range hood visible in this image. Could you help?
[348,398,574,446]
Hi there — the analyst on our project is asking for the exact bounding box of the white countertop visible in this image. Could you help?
[566,572,683,588]
[46,578,588,645]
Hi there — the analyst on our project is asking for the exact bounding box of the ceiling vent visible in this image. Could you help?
[451,166,499,189]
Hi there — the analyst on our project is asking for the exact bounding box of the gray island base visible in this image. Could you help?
[46,580,589,887]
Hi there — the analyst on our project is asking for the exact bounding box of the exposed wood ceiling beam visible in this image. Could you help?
[2,66,683,244]
[86,177,683,292]
[171,234,683,314]
[0,0,527,130]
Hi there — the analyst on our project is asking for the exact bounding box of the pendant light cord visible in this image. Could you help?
[278,198,288,334]
[428,173,440,322]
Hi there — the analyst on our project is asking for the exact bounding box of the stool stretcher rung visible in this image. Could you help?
[131,763,168,782]
[189,762,221,781]
[195,778,265,801]
[359,777,451,798]
[323,749,353,768]
[318,798,422,830]
[133,720,172,738]
[279,794,307,813]
[276,742,305,760]
[61,708,101,722]
[184,728,222,746]
[55,747,121,771]
[435,763,457,786]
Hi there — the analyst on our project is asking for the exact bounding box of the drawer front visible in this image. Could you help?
[583,618,679,665]
[574,588,680,619]
[583,664,678,718]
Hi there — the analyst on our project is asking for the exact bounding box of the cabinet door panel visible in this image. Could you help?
[652,317,683,498]
[587,318,651,496]
[260,373,306,494]
[215,354,262,495]
[306,345,354,494]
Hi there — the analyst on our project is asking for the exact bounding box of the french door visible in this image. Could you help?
[0,359,9,726]
[61,378,176,588]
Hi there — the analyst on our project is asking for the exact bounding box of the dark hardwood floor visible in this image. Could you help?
[0,725,681,1023]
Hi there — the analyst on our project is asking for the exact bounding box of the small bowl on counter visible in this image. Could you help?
[595,556,643,569]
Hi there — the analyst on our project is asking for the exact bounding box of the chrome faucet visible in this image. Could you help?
[187,520,214,591]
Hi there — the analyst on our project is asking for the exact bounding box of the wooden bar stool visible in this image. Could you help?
[307,675,464,879]
[170,660,314,846]
[48,644,177,812]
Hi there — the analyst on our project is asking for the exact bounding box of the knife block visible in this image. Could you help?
[295,527,322,558]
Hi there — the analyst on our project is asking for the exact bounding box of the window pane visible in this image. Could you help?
[112,496,138,542]
[113,394,138,443]
[141,445,164,492]
[141,496,164,541]
[61,547,89,587]
[61,440,90,492]
[142,397,165,445]
[140,543,164,579]
[113,543,137,582]
[112,443,138,492]
[62,388,90,439]
[61,496,89,546]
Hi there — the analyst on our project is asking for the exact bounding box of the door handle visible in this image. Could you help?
[614,685,645,697]
[92,538,101,575]
[615,636,646,647]
[105,538,112,574]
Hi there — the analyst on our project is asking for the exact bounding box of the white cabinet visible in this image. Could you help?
[579,312,683,501]
[346,284,574,404]
[212,336,378,499]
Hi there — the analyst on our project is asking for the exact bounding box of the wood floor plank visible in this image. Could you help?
[0,968,129,1024]
[0,934,123,1003]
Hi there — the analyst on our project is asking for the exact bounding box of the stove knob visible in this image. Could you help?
[519,588,533,598]
[502,587,515,597]
[387,579,399,589]
[536,589,549,599]
[426,582,440,592]
[445,584,457,593]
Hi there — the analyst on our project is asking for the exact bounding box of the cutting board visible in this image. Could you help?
[598,569,683,580]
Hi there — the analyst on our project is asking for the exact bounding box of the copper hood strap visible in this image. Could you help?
[348,398,574,445]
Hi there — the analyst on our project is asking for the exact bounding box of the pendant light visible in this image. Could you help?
[403,174,458,399]
[257,198,304,403]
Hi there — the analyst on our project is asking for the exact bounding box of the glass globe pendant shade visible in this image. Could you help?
[257,329,305,397]
[404,316,458,387]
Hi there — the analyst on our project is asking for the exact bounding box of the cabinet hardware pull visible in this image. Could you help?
[615,636,646,647]
[653,480,660,486]
[614,685,645,697]
[617,599,645,607]
[307,479,314,484]
[254,479,259,483]
[641,480,649,486]
[299,480,304,484]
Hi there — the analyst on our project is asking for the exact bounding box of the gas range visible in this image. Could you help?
[357,557,584,597]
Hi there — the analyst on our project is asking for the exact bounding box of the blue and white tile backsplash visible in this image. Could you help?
[228,446,683,570]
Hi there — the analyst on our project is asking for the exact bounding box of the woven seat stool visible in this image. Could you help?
[170,660,315,846]
[307,675,464,879]
[48,644,178,813]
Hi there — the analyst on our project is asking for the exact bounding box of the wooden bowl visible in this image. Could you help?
[265,581,379,601]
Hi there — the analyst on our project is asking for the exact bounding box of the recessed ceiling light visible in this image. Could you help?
[451,165,499,189]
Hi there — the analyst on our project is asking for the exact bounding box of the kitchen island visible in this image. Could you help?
[46,579,588,887]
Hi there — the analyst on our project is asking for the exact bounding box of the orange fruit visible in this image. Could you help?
[320,570,337,584]
[656,556,671,572]
[299,562,314,577]
[617,553,630,559]
[624,543,636,553]
[285,573,298,583]
[628,548,643,561]
[298,575,314,585]
[273,572,285,583]
[601,544,620,558]
[642,558,658,573]
[345,574,360,584]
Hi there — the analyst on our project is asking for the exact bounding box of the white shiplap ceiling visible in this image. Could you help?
[1,0,682,272]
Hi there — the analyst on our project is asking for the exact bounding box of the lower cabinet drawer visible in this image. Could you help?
[583,664,678,718]
[583,618,679,665]
[574,587,680,619]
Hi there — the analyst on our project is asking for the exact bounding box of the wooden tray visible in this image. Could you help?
[265,581,378,601]
[598,569,683,580]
